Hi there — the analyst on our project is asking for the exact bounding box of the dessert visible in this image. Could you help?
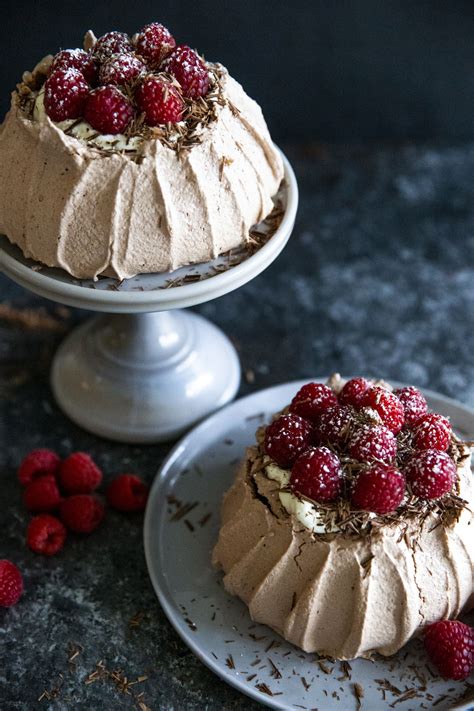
[0,23,283,279]
[213,375,474,661]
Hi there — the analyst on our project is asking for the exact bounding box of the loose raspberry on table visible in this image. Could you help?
[314,405,352,445]
[404,449,456,499]
[264,414,313,469]
[106,474,149,512]
[394,386,428,427]
[361,386,405,434]
[351,463,405,514]
[413,413,452,452]
[50,49,98,85]
[0,560,23,607]
[135,76,184,125]
[93,31,133,59]
[18,448,60,486]
[60,495,105,533]
[424,620,474,681]
[348,424,397,463]
[338,377,371,408]
[290,447,342,502]
[289,382,338,421]
[27,514,67,556]
[99,53,145,86]
[23,475,61,513]
[161,45,209,99]
[84,86,134,134]
[59,452,102,495]
[135,22,176,66]
[44,68,90,122]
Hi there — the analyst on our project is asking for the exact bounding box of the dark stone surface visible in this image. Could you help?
[1,143,474,709]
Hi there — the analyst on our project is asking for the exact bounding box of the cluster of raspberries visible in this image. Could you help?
[42,22,210,134]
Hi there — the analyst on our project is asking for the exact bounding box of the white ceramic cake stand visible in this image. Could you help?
[0,153,297,443]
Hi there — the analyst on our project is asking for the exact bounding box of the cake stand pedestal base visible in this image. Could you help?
[51,310,240,443]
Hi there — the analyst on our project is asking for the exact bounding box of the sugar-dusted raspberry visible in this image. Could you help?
[264,414,313,469]
[135,22,176,66]
[18,448,60,486]
[404,450,456,499]
[23,474,61,512]
[44,68,90,122]
[394,386,428,427]
[84,86,134,134]
[50,49,98,85]
[59,452,102,494]
[361,386,405,434]
[27,514,67,556]
[135,76,184,125]
[93,31,133,60]
[424,620,474,681]
[289,382,338,422]
[0,560,23,607]
[161,45,209,99]
[351,463,405,514]
[338,377,371,408]
[99,52,146,86]
[348,424,397,463]
[413,413,452,452]
[290,447,342,502]
[106,474,149,512]
[60,495,105,534]
[315,405,352,445]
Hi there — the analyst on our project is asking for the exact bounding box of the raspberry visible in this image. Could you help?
[27,514,66,556]
[60,495,105,533]
[348,424,397,463]
[23,475,61,512]
[106,474,149,512]
[394,386,428,427]
[44,68,90,122]
[315,405,352,445]
[93,31,133,59]
[135,22,176,66]
[264,414,313,469]
[59,452,102,494]
[0,560,23,607]
[99,53,145,86]
[361,387,405,434]
[404,450,456,499]
[135,76,184,125]
[413,413,452,452]
[18,448,60,486]
[339,377,371,408]
[424,620,474,681]
[50,49,98,85]
[84,86,134,134]
[290,447,342,502]
[289,383,338,422]
[351,464,405,514]
[161,45,209,99]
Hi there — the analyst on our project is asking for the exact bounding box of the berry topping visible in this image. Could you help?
[0,560,23,607]
[50,49,98,85]
[106,474,149,512]
[84,86,134,134]
[60,495,105,533]
[339,377,371,408]
[290,447,342,502]
[27,514,67,556]
[315,405,352,445]
[18,448,60,486]
[135,22,176,66]
[135,76,184,125]
[161,45,209,99]
[413,413,452,452]
[404,450,456,499]
[348,424,397,463]
[23,475,61,513]
[99,53,146,86]
[424,620,474,680]
[93,31,133,59]
[59,452,103,494]
[289,382,338,421]
[351,464,405,514]
[44,68,90,122]
[264,414,313,469]
[361,386,405,434]
[394,386,428,427]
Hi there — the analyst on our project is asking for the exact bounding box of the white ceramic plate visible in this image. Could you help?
[144,380,474,710]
